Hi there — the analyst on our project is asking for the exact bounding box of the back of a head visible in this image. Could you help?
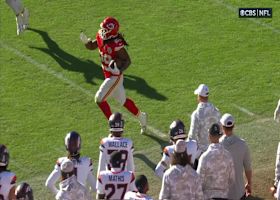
[169,120,186,142]
[209,123,222,137]
[135,175,148,194]
[109,112,124,135]
[194,84,209,99]
[64,131,81,158]
[220,113,235,133]
[0,144,9,170]
[110,151,123,168]
[15,182,34,200]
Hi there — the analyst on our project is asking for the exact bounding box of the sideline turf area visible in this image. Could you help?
[1,1,280,199]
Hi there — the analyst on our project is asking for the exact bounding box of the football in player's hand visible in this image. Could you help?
[110,59,122,69]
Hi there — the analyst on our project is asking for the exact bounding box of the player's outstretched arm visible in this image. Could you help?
[80,32,98,50]
[85,40,98,50]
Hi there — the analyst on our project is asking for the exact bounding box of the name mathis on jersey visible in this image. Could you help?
[108,175,125,182]
[108,141,128,148]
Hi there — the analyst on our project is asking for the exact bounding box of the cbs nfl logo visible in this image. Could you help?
[239,8,272,18]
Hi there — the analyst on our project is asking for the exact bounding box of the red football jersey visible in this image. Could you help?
[96,33,125,78]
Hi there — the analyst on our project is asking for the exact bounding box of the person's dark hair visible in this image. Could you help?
[171,151,190,167]
[135,175,148,193]
[61,171,74,180]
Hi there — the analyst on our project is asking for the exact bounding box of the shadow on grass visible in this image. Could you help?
[28,28,168,101]
[134,153,157,171]
[28,27,103,85]
[144,133,169,150]
[123,74,167,101]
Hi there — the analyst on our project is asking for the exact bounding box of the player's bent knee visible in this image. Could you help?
[95,93,103,104]
[119,98,126,106]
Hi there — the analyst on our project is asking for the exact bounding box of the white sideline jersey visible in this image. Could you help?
[155,139,199,178]
[188,102,221,152]
[97,169,136,200]
[124,191,153,200]
[45,156,96,195]
[97,137,135,175]
[0,171,16,200]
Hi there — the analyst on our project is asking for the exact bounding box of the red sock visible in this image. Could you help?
[98,101,112,119]
[123,98,139,116]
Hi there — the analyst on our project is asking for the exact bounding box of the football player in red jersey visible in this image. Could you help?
[80,17,147,134]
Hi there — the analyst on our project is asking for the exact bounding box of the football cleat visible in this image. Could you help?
[138,112,147,134]
[109,112,124,132]
[16,15,24,35]
[22,8,29,29]
[16,8,29,35]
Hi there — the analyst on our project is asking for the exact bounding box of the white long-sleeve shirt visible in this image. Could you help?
[45,156,96,195]
[188,102,220,152]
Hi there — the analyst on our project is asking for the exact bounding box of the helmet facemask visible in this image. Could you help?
[99,17,119,40]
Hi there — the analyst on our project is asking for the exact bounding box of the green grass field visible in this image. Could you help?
[1,0,280,199]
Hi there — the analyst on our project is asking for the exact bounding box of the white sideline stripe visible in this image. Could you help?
[233,104,255,116]
[214,0,280,34]
[0,41,167,139]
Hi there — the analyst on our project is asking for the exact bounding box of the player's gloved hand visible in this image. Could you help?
[274,99,280,122]
[107,60,120,75]
[80,32,90,44]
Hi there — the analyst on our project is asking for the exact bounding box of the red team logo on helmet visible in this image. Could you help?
[99,17,120,40]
